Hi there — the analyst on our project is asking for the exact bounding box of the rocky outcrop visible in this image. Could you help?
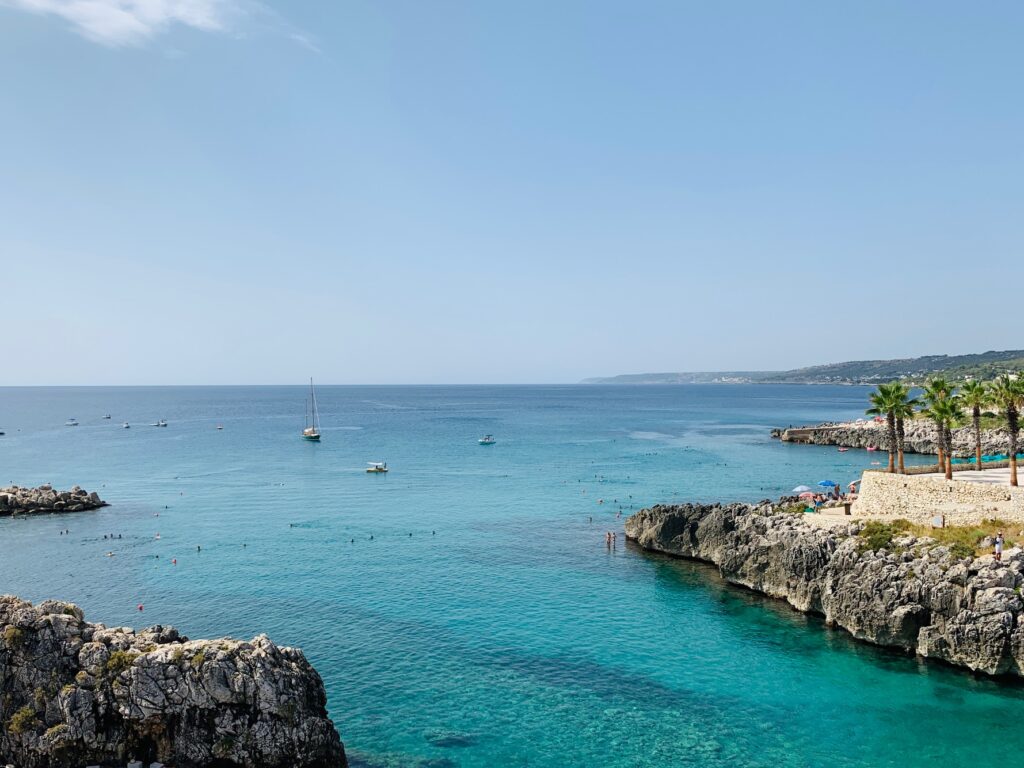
[774,420,1012,458]
[0,486,107,517]
[625,503,1024,677]
[0,596,346,768]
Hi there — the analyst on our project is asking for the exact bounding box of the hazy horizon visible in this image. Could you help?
[4,1,1023,385]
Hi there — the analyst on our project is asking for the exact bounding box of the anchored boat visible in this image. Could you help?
[366,462,388,474]
[478,434,496,445]
[302,378,321,441]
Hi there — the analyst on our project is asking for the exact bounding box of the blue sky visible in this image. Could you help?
[2,1,1022,385]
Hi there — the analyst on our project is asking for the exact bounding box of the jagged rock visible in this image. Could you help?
[0,486,107,517]
[625,503,1024,677]
[775,420,1011,458]
[0,596,346,768]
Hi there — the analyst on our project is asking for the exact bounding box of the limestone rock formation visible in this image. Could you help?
[0,596,346,768]
[0,485,107,517]
[625,503,1024,677]
[774,421,1010,458]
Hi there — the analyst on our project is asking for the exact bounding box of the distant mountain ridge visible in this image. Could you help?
[584,349,1024,385]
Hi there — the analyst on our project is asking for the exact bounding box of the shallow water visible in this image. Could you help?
[1,384,1018,767]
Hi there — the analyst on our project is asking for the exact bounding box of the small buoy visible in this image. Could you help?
[137,604,144,611]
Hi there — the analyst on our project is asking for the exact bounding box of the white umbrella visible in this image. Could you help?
[792,485,813,493]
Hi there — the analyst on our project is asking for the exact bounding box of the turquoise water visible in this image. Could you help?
[0,384,1019,767]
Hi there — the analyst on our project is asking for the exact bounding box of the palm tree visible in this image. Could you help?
[891,383,919,474]
[923,396,962,479]
[959,380,990,470]
[921,377,954,470]
[866,383,900,473]
[990,375,1023,487]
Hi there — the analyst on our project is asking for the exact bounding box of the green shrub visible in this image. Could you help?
[858,521,897,552]
[104,650,138,677]
[44,723,69,740]
[8,705,39,735]
[948,542,975,560]
[190,650,206,668]
[2,626,26,648]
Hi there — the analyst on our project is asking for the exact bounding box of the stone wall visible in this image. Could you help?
[853,470,1024,525]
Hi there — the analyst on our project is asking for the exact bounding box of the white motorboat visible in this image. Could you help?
[478,434,496,445]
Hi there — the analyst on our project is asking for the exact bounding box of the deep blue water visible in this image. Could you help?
[0,384,1018,767]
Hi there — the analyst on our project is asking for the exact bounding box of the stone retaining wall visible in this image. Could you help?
[852,470,1024,525]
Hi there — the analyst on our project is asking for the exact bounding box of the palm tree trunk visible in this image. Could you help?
[973,408,983,470]
[896,417,906,474]
[886,413,896,473]
[1010,405,1020,488]
[944,425,953,480]
[1010,429,1019,487]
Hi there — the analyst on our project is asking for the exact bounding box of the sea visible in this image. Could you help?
[1,384,1020,768]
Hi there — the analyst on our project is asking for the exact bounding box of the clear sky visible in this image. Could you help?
[2,1,1022,385]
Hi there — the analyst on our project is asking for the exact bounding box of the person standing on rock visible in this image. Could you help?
[995,532,1004,562]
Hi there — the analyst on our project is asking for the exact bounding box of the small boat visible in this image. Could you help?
[216,425,224,430]
[151,420,168,427]
[122,422,131,429]
[866,446,878,452]
[302,378,321,441]
[837,447,849,453]
[65,418,79,427]
[102,414,111,419]
[478,434,496,445]
[366,462,388,474]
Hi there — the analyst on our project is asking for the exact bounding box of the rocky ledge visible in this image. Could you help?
[0,485,107,517]
[625,503,1024,677]
[0,596,346,768]
[772,420,1010,458]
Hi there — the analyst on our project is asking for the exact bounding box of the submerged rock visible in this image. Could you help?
[625,503,1024,677]
[0,596,347,767]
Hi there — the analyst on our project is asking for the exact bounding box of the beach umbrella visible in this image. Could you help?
[791,485,812,493]
[817,480,838,487]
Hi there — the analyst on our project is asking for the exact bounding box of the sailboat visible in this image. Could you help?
[302,378,321,441]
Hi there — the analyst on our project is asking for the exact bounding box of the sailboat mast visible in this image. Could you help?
[310,378,320,432]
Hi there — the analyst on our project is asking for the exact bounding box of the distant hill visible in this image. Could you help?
[584,350,1024,386]
[580,371,771,385]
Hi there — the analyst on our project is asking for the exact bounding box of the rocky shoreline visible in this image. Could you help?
[0,596,346,768]
[772,420,1010,458]
[0,485,107,517]
[625,502,1024,678]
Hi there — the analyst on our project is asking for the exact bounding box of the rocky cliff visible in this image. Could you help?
[625,503,1024,677]
[0,486,107,517]
[775,420,1011,458]
[0,596,346,768]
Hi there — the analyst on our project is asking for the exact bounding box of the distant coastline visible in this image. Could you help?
[583,349,1024,386]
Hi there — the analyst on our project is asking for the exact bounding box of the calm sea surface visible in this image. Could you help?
[0,385,1018,767]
